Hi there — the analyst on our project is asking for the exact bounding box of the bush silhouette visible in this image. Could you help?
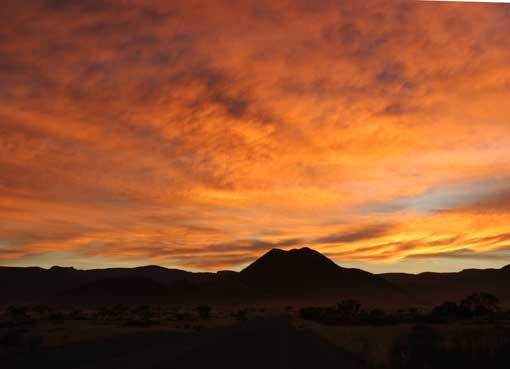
[461,292,499,316]
[233,308,248,321]
[336,299,361,318]
[432,301,469,319]
[1,330,25,350]
[431,293,500,321]
[299,307,325,321]
[27,335,43,352]
[7,306,28,321]
[196,305,212,320]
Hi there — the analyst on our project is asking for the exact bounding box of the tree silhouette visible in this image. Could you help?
[336,299,361,318]
[432,301,468,319]
[196,305,211,320]
[461,292,499,315]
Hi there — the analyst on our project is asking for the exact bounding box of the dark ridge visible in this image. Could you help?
[0,247,408,305]
[50,266,76,272]
[7,247,509,306]
[380,262,510,304]
[134,265,170,271]
[57,276,171,302]
[216,270,238,276]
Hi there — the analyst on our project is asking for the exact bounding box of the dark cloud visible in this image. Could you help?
[192,67,253,119]
[377,66,401,84]
[378,103,415,116]
[206,238,304,252]
[314,224,392,244]
[45,0,114,13]
[406,246,510,261]
[322,22,389,60]
[458,190,510,214]
[376,62,414,89]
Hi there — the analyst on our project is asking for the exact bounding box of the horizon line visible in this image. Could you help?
[2,247,508,276]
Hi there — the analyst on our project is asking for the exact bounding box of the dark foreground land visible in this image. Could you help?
[2,303,510,369]
[3,248,510,368]
[3,315,362,369]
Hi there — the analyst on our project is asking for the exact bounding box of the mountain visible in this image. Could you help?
[0,265,200,304]
[0,247,409,306]
[57,277,172,303]
[239,247,408,304]
[380,264,510,305]
[4,249,505,306]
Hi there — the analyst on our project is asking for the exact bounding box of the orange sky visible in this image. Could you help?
[1,0,509,272]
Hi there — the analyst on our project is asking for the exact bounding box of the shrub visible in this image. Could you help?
[432,301,469,319]
[196,305,212,320]
[27,335,43,352]
[299,306,324,321]
[1,330,25,349]
[336,299,361,318]
[7,306,28,321]
[461,292,499,316]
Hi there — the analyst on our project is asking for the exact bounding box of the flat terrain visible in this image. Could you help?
[3,312,364,369]
[3,304,510,369]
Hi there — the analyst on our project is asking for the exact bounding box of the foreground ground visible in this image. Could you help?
[2,304,510,368]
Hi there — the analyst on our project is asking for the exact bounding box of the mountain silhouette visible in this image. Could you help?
[239,247,406,303]
[57,276,172,303]
[380,264,510,304]
[242,247,339,277]
[0,265,197,304]
[3,248,508,306]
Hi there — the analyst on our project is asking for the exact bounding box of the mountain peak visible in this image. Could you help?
[239,247,402,301]
[241,247,340,278]
[265,246,331,257]
[49,266,76,272]
[262,247,326,260]
[134,265,169,271]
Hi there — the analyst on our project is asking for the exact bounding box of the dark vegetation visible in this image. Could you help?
[0,302,267,357]
[299,292,507,326]
[2,297,510,368]
[295,293,510,368]
[389,324,510,369]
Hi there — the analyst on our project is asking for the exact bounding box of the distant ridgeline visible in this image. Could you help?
[1,248,509,306]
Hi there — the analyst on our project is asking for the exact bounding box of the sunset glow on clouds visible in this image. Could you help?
[1,0,509,272]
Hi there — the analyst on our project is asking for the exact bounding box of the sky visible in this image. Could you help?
[0,0,509,273]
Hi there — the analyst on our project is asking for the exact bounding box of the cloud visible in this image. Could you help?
[206,238,304,252]
[363,178,510,214]
[453,189,510,214]
[405,246,510,262]
[314,224,393,244]
[0,0,509,271]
